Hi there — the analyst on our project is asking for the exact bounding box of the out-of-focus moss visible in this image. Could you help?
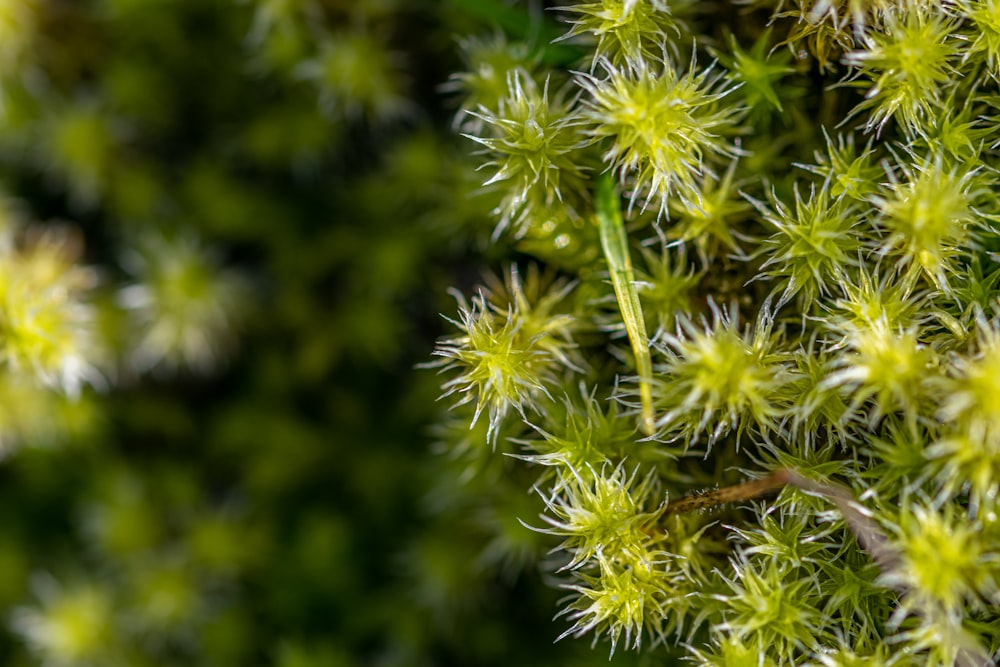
[0,1,632,666]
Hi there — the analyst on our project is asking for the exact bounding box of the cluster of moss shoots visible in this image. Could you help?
[431,0,1000,664]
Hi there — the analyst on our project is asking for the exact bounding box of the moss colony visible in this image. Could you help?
[0,1,621,666]
[4,1,1000,666]
[430,0,1000,665]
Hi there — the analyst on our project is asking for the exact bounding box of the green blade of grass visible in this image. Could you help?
[595,174,655,436]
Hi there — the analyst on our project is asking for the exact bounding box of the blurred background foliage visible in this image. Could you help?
[0,0,649,665]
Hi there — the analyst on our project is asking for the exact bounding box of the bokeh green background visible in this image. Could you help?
[0,1,650,665]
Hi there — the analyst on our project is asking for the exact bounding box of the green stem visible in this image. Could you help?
[594,174,655,436]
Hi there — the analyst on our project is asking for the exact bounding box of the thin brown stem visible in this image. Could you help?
[663,469,792,516]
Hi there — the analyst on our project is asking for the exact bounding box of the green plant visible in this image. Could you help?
[0,3,568,666]
[431,0,1000,663]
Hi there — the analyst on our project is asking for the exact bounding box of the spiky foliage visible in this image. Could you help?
[775,0,896,70]
[448,35,536,132]
[534,462,700,654]
[651,301,795,447]
[824,316,937,427]
[633,244,702,334]
[431,268,580,442]
[425,0,1000,664]
[929,316,1000,507]
[798,131,882,203]
[959,0,1000,80]
[714,555,826,662]
[884,501,995,615]
[466,71,590,236]
[714,30,798,121]
[577,55,743,215]
[870,153,992,291]
[751,180,862,308]
[515,386,641,471]
[534,462,662,570]
[558,0,691,66]
[843,5,962,136]
[557,548,672,654]
[666,160,752,257]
